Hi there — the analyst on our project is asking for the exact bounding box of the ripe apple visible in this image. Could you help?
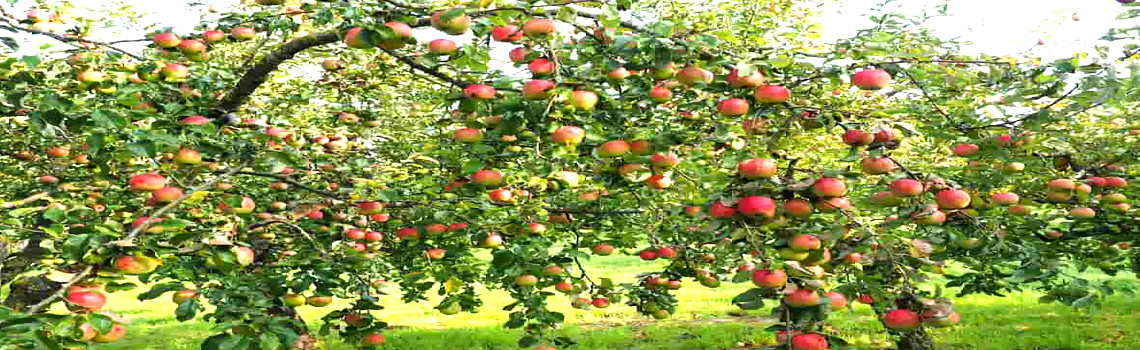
[151,186,183,202]
[77,70,106,84]
[180,115,210,125]
[883,309,920,330]
[67,291,107,312]
[428,38,458,54]
[751,269,787,288]
[753,85,790,103]
[344,27,373,49]
[951,143,979,156]
[790,333,828,350]
[860,157,896,174]
[430,10,471,35]
[1070,207,1095,218]
[935,189,971,209]
[597,140,630,157]
[709,202,737,219]
[491,25,523,42]
[130,173,167,192]
[783,199,813,217]
[522,18,555,37]
[463,84,496,100]
[823,291,847,310]
[811,177,846,197]
[608,67,631,82]
[46,145,70,158]
[550,126,585,145]
[738,158,777,178]
[488,188,514,202]
[737,196,776,218]
[454,128,484,142]
[592,244,614,255]
[639,250,657,260]
[645,174,672,189]
[26,10,52,23]
[379,21,412,49]
[306,295,333,307]
[515,274,538,287]
[425,248,446,260]
[528,58,556,76]
[424,224,448,235]
[174,149,202,164]
[509,46,530,63]
[362,333,385,346]
[851,68,892,90]
[231,27,256,40]
[675,65,713,85]
[1105,176,1128,188]
[890,178,924,196]
[842,129,874,146]
[568,90,599,110]
[162,63,190,79]
[153,32,181,48]
[591,297,610,308]
[727,68,764,88]
[471,169,503,186]
[783,288,820,307]
[648,86,672,102]
[177,39,206,54]
[717,98,749,116]
[991,192,1019,205]
[789,234,821,251]
[522,79,555,100]
[650,152,680,168]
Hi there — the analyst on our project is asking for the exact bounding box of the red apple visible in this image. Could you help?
[650,152,680,168]
[550,126,585,145]
[67,291,107,312]
[151,186,183,202]
[645,174,672,189]
[509,46,530,63]
[812,177,847,197]
[362,333,385,346]
[951,143,979,156]
[522,18,555,37]
[428,38,458,54]
[597,140,630,157]
[231,27,256,40]
[648,86,672,102]
[790,333,828,350]
[727,68,764,88]
[751,269,787,288]
[130,174,167,192]
[180,115,210,125]
[852,68,892,90]
[675,65,713,86]
[592,244,614,255]
[860,157,896,175]
[709,202,737,219]
[753,85,790,103]
[454,128,484,142]
[463,84,496,100]
[890,178,924,197]
[717,98,749,116]
[153,32,181,48]
[991,192,1019,205]
[842,129,874,146]
[935,189,971,209]
[522,79,555,100]
[738,158,777,178]
[568,90,598,110]
[789,234,821,251]
[528,58,556,76]
[883,309,920,330]
[471,169,503,186]
[737,196,776,218]
[491,25,523,42]
[783,288,820,307]
[783,199,813,217]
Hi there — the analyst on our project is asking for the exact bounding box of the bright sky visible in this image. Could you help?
[7,0,1138,62]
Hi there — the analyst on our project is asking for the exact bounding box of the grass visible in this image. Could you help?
[80,255,1140,350]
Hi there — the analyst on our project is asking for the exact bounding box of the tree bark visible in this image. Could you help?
[207,31,341,119]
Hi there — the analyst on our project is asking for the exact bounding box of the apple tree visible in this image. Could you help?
[1,0,1139,350]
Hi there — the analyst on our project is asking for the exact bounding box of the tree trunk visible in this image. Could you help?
[1,237,61,312]
[896,328,935,350]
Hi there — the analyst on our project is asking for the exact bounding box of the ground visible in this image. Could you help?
[78,254,1140,350]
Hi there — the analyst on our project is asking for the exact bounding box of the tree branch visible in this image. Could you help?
[234,171,342,199]
[207,31,341,119]
[0,21,145,61]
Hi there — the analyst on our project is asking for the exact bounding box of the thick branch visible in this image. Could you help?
[208,31,341,119]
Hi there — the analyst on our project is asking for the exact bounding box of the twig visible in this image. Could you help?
[898,69,964,133]
[234,171,342,199]
[246,220,327,256]
[884,155,920,180]
[24,265,95,314]
[963,84,1083,131]
[0,22,145,61]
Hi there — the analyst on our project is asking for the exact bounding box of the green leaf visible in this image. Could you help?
[461,159,486,175]
[88,313,114,334]
[518,335,539,348]
[7,207,38,217]
[176,299,199,321]
[137,282,187,301]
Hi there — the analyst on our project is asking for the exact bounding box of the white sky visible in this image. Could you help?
[7,0,1138,63]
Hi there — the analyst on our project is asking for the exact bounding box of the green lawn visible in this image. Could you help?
[80,255,1140,350]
